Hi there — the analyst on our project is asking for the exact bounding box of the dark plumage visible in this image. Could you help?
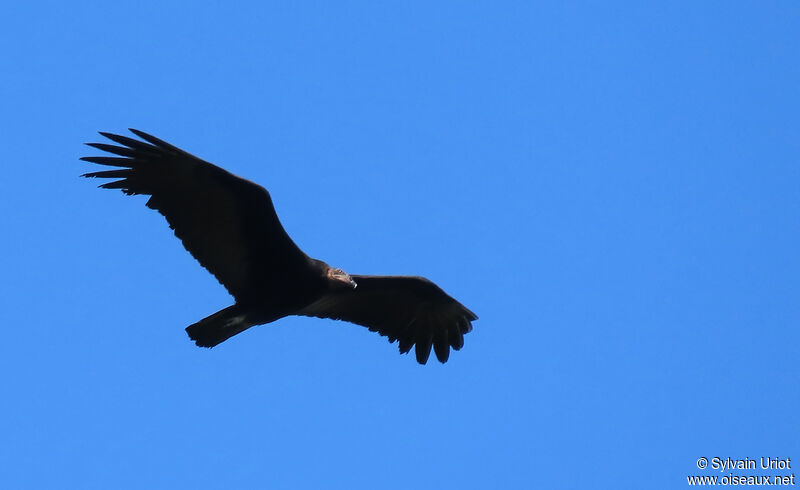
[81,129,477,364]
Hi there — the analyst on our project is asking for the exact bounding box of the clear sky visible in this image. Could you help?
[1,2,798,488]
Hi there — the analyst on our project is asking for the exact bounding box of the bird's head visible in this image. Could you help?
[327,267,357,289]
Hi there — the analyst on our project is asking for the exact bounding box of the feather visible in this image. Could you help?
[79,156,134,167]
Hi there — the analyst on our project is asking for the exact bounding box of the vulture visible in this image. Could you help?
[81,129,477,364]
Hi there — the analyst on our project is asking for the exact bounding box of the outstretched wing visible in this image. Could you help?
[81,129,309,302]
[299,275,477,364]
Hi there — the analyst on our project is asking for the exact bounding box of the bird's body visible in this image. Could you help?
[81,129,476,364]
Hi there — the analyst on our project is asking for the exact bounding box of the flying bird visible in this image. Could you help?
[81,129,476,364]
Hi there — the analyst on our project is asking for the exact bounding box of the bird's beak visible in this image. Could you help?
[349,278,358,289]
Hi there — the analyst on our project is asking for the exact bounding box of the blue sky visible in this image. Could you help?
[1,1,798,488]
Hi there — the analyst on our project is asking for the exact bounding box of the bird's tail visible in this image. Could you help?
[185,305,254,348]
